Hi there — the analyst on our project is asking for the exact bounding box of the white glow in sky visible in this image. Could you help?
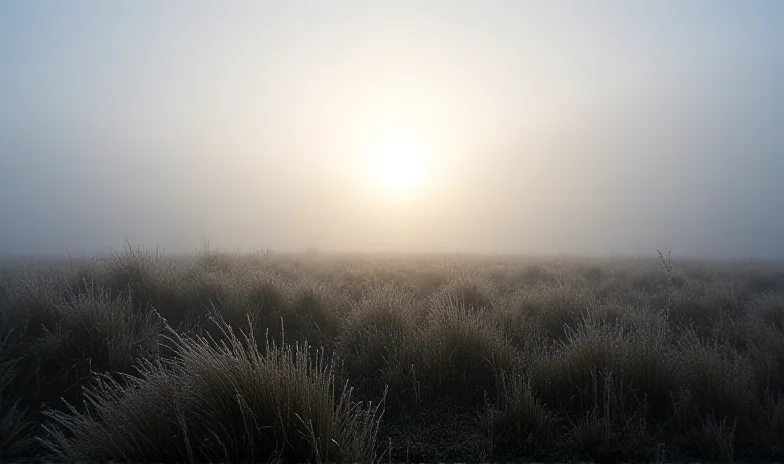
[1,1,783,257]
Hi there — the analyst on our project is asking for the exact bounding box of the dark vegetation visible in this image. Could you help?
[1,245,784,462]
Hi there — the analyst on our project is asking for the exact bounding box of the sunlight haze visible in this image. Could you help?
[1,1,783,258]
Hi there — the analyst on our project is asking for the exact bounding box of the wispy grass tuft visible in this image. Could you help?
[674,330,755,422]
[495,284,590,343]
[530,310,678,426]
[336,284,421,405]
[430,270,498,312]
[103,242,184,326]
[278,277,347,350]
[195,241,235,274]
[747,291,784,330]
[54,285,163,374]
[485,371,559,455]
[0,328,35,457]
[0,270,64,340]
[419,301,517,403]
[20,285,163,413]
[569,368,651,462]
[41,318,384,463]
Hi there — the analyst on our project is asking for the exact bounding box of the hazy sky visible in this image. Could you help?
[1,1,783,258]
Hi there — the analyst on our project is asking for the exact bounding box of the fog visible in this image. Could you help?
[1,1,783,259]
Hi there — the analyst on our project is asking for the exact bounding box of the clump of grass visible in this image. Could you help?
[500,284,593,343]
[234,267,292,340]
[402,267,447,299]
[0,273,71,412]
[745,268,784,295]
[666,287,718,334]
[41,319,384,463]
[580,265,606,282]
[485,371,559,455]
[278,277,347,350]
[195,242,235,274]
[674,330,755,422]
[591,296,653,328]
[661,281,751,349]
[54,285,163,374]
[336,285,421,404]
[42,359,191,462]
[747,291,784,330]
[490,296,541,350]
[419,302,518,403]
[0,270,65,340]
[629,256,687,295]
[243,268,290,317]
[514,263,560,287]
[23,285,163,412]
[530,311,678,425]
[64,254,100,300]
[739,318,784,398]
[0,328,35,457]
[692,415,737,462]
[179,268,232,311]
[179,268,286,346]
[103,242,184,326]
[569,368,651,462]
[757,392,784,457]
[180,268,242,325]
[430,270,498,312]
[668,389,738,461]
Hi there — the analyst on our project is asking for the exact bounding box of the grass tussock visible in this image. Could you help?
[420,301,517,403]
[194,242,235,274]
[0,271,64,340]
[19,285,164,415]
[568,368,651,462]
[748,291,784,330]
[0,328,35,456]
[485,372,559,455]
[675,331,756,422]
[279,277,347,349]
[103,243,184,326]
[41,319,384,463]
[758,392,784,456]
[54,285,162,374]
[530,311,678,426]
[337,285,421,404]
[495,284,591,343]
[430,270,498,312]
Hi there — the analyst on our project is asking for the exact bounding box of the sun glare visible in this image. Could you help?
[370,136,426,196]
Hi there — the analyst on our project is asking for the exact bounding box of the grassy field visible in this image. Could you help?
[1,246,784,462]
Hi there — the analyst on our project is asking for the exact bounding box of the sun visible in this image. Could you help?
[369,136,426,196]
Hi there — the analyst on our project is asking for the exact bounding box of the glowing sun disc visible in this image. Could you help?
[371,136,425,195]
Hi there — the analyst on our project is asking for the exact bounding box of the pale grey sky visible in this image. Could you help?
[1,1,783,258]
